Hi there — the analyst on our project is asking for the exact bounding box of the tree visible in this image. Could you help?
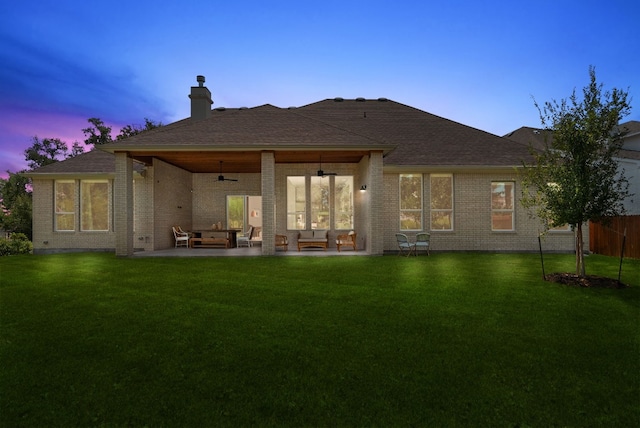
[24,136,69,169]
[83,117,113,146]
[116,118,163,140]
[0,172,32,239]
[521,67,632,276]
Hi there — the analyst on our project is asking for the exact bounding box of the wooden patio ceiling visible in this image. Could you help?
[128,150,372,173]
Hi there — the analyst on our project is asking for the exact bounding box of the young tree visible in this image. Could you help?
[521,67,632,276]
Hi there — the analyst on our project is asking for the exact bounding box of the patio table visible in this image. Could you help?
[192,229,240,248]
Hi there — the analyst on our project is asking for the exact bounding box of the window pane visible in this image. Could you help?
[311,177,330,229]
[400,174,422,231]
[334,176,353,229]
[431,211,452,230]
[492,213,513,230]
[287,176,305,230]
[400,175,421,209]
[491,181,515,231]
[491,182,514,209]
[430,174,453,231]
[400,211,422,230]
[227,195,245,230]
[55,180,75,231]
[81,181,109,231]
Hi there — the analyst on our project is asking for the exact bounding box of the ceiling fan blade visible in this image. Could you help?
[226,178,238,182]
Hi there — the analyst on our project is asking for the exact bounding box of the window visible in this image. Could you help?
[400,174,422,230]
[491,181,515,231]
[334,176,353,229]
[311,176,330,229]
[55,180,75,231]
[81,180,109,231]
[287,175,354,230]
[227,195,245,231]
[287,176,306,230]
[430,174,453,230]
[56,180,112,232]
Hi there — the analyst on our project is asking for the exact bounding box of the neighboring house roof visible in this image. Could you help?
[29,97,536,176]
[620,120,640,135]
[505,120,640,161]
[503,126,552,151]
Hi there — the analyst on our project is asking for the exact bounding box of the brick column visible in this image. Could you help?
[368,151,384,255]
[115,152,134,256]
[261,151,275,255]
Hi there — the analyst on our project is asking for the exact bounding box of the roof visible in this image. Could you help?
[504,121,640,160]
[295,98,533,167]
[620,120,640,136]
[503,126,552,151]
[25,149,144,177]
[30,96,537,175]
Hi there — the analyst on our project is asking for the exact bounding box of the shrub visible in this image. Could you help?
[0,233,33,256]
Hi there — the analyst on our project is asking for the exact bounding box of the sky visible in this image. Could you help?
[1,0,639,177]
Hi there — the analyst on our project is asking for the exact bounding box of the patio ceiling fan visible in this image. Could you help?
[317,156,337,177]
[217,161,238,182]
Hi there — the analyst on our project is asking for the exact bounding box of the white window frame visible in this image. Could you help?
[491,181,515,231]
[55,180,76,231]
[334,176,354,230]
[430,174,453,231]
[399,174,423,231]
[80,180,110,232]
[287,176,306,230]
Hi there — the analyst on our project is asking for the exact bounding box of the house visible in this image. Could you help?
[27,76,578,256]
[505,120,640,215]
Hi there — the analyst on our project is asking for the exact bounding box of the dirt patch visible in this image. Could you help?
[545,273,628,289]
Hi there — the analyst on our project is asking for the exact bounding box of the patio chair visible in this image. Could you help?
[415,232,430,256]
[172,226,190,248]
[177,226,193,237]
[250,226,262,247]
[275,234,288,251]
[237,226,254,247]
[336,231,357,252]
[396,233,416,256]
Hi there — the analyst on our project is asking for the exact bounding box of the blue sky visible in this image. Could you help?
[1,0,638,176]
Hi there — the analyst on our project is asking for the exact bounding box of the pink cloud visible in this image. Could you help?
[0,108,124,178]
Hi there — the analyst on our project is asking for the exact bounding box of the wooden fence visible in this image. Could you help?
[589,215,640,259]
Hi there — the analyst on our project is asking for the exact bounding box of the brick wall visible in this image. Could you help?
[32,178,117,254]
[383,171,581,253]
[153,159,193,249]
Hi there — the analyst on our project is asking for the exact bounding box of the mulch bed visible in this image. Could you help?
[545,273,628,289]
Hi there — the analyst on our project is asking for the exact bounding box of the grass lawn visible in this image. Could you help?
[1,253,638,427]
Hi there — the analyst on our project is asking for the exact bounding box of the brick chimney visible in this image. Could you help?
[189,75,213,121]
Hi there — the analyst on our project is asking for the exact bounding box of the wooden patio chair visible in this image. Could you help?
[336,231,357,252]
[172,226,190,248]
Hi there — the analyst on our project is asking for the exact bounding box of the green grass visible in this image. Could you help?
[1,253,638,427]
